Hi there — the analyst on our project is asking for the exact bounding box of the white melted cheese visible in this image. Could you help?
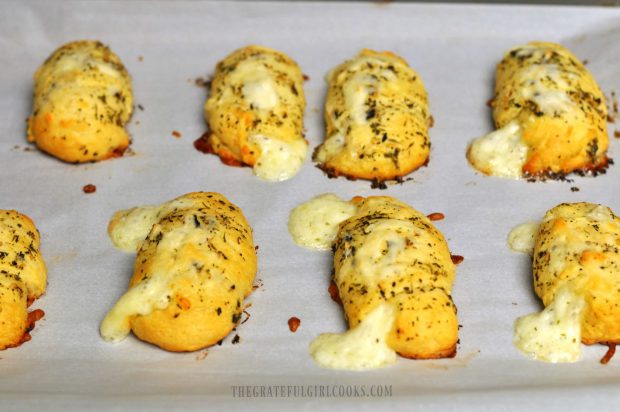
[230,59,279,110]
[108,199,194,252]
[309,303,397,370]
[242,77,279,110]
[249,134,308,181]
[101,214,206,343]
[514,285,585,363]
[343,73,376,125]
[586,204,614,222]
[314,132,345,163]
[53,49,122,80]
[288,193,358,250]
[354,219,416,281]
[469,120,528,178]
[507,221,540,256]
[517,64,574,115]
[100,273,171,342]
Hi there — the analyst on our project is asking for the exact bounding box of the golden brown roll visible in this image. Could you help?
[534,203,620,345]
[314,49,431,183]
[468,42,609,179]
[203,45,307,181]
[289,194,458,366]
[334,196,458,359]
[0,210,47,350]
[101,192,257,352]
[27,40,134,163]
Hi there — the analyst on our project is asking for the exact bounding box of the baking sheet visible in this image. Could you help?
[1,1,620,410]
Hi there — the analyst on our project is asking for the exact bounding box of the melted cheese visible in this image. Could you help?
[249,134,308,181]
[314,133,345,164]
[468,120,528,178]
[101,214,204,342]
[108,198,196,252]
[586,204,614,222]
[354,219,416,281]
[100,273,171,342]
[344,73,376,125]
[507,222,539,256]
[225,58,280,110]
[514,61,574,116]
[52,49,123,80]
[288,194,358,250]
[514,285,585,363]
[309,303,397,370]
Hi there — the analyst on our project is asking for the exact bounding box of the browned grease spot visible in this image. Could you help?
[241,303,252,325]
[193,132,245,167]
[195,77,211,89]
[82,184,96,194]
[601,343,616,365]
[195,350,209,361]
[6,309,45,349]
[302,74,310,81]
[328,281,341,304]
[451,255,464,265]
[423,349,480,369]
[427,212,445,221]
[288,317,301,332]
[486,98,495,108]
[614,130,620,139]
[50,249,78,265]
[172,130,182,139]
[252,278,264,292]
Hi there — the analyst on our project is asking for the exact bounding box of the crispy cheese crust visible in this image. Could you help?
[487,42,608,176]
[0,211,46,350]
[108,192,256,352]
[333,196,457,359]
[314,49,431,182]
[204,45,306,168]
[27,40,134,163]
[533,202,620,345]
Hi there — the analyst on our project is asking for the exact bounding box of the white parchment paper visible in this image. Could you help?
[1,1,620,410]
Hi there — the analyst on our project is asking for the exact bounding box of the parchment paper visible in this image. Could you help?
[1,1,620,410]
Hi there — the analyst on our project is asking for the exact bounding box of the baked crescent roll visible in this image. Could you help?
[101,192,257,352]
[203,45,307,181]
[0,210,47,350]
[468,42,609,179]
[289,194,458,368]
[27,40,134,163]
[314,49,431,183]
[510,203,620,362]
[334,196,458,359]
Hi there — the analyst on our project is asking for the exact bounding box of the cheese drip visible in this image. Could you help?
[249,134,308,182]
[507,221,539,255]
[101,219,202,342]
[514,285,585,363]
[309,303,397,370]
[288,193,358,250]
[468,120,528,178]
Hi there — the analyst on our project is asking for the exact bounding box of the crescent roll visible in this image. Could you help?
[289,194,458,368]
[27,40,134,163]
[468,42,609,179]
[203,45,307,181]
[511,203,620,362]
[0,210,47,350]
[314,49,431,183]
[101,192,257,352]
